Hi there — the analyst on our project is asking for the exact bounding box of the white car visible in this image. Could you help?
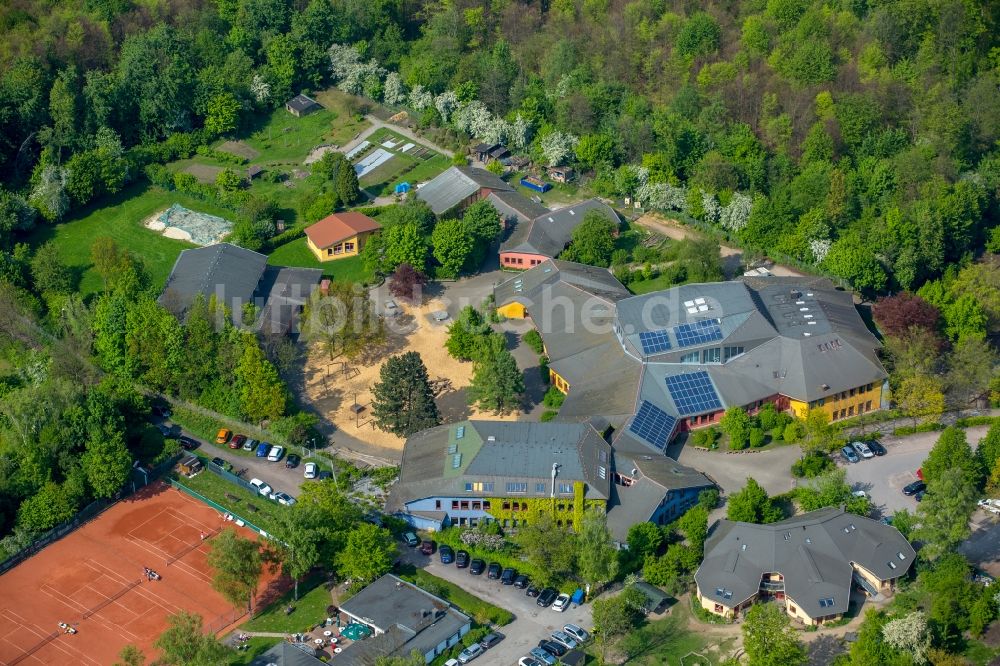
[978,499,1000,515]
[550,630,578,649]
[249,478,272,497]
[271,491,296,506]
[457,643,483,663]
[267,445,284,462]
[563,623,590,643]
[851,441,874,459]
[304,462,318,479]
[551,593,571,612]
[852,490,868,499]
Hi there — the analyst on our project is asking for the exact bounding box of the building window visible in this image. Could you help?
[866,400,872,411]
[451,501,459,510]
[818,398,825,406]
[848,405,854,416]
[472,501,481,510]
[701,347,721,364]
[483,501,491,510]
[345,242,355,251]
[506,482,527,493]
[723,346,744,361]
[841,409,847,419]
[468,482,493,492]
[502,501,510,510]
[850,388,856,397]
[465,482,472,492]
[535,483,545,493]
[435,500,441,510]
[516,258,523,264]
[460,501,469,510]
[714,604,724,613]
[558,483,573,494]
[680,351,699,364]
[327,248,333,256]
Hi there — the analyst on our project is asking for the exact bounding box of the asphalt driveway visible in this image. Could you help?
[401,548,593,665]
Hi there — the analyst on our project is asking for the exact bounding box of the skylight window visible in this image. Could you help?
[818,597,835,608]
[888,561,897,569]
[456,425,465,439]
[897,552,907,560]
[598,466,607,480]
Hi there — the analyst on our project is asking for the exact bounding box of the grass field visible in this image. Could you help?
[357,127,451,196]
[243,576,333,633]
[229,637,282,665]
[267,238,372,284]
[23,184,237,297]
[609,602,735,665]
[172,456,288,535]
[242,104,368,164]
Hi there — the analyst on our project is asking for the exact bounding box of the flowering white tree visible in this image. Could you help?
[509,114,532,150]
[30,165,70,221]
[409,85,433,111]
[341,60,384,96]
[809,238,832,263]
[554,74,574,99]
[540,130,578,166]
[382,72,405,106]
[882,612,930,664]
[434,91,459,123]
[637,182,688,211]
[453,101,492,136]
[701,191,721,224]
[720,192,752,232]
[481,118,512,146]
[328,43,362,81]
[250,73,271,104]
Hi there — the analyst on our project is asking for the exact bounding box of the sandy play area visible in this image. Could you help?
[143,205,233,246]
[302,297,520,451]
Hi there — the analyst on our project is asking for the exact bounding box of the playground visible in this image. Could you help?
[0,482,283,665]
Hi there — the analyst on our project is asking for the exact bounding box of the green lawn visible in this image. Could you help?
[23,184,242,297]
[241,105,368,164]
[609,602,734,665]
[358,127,450,196]
[396,568,514,626]
[228,636,282,665]
[243,576,333,634]
[267,238,372,284]
[509,171,586,207]
[627,272,679,294]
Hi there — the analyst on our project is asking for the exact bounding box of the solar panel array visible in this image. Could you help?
[628,400,677,450]
[638,329,672,354]
[674,319,723,347]
[665,371,723,415]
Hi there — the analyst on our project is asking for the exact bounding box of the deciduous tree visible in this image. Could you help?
[467,334,524,414]
[388,263,428,302]
[207,529,265,615]
[514,513,576,587]
[914,468,979,561]
[576,508,618,588]
[154,611,233,665]
[726,477,783,524]
[895,374,946,427]
[742,603,807,666]
[335,523,396,584]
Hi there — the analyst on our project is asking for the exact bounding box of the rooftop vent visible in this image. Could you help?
[487,435,496,442]
[568,209,576,215]
[547,217,554,223]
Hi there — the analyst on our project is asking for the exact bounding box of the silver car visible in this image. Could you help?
[852,440,874,459]
[550,630,578,649]
[563,623,590,643]
[457,644,483,663]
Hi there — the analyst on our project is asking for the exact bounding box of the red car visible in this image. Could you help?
[230,434,247,450]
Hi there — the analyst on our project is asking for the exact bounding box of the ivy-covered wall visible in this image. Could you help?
[484,481,603,530]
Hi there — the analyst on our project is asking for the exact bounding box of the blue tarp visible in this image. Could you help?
[395,182,411,194]
[520,177,552,193]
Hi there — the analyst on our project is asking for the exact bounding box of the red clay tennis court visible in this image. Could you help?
[0,481,284,665]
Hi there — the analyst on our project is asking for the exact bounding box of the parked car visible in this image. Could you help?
[317,470,333,481]
[215,428,232,445]
[525,585,541,598]
[272,492,296,506]
[538,639,567,658]
[518,658,545,666]
[285,454,301,469]
[528,648,556,666]
[267,445,285,462]
[403,532,419,547]
[537,588,558,607]
[243,437,257,451]
[501,567,517,585]
[230,434,246,450]
[868,440,887,456]
[551,631,578,649]
[513,573,530,589]
[487,562,502,579]
[179,436,199,451]
[304,462,318,479]
[457,644,483,663]
[851,440,874,459]
[255,442,271,457]
[249,478,272,496]
[210,456,227,468]
[157,423,179,438]
[880,516,894,526]
[479,632,504,649]
[841,445,860,463]
[902,480,926,496]
[420,540,435,555]
[439,545,455,564]
[151,402,171,418]
[978,499,1000,515]
[563,624,590,643]
[469,559,486,575]
[444,660,459,666]
[455,550,469,568]
[914,490,926,502]
[552,593,571,612]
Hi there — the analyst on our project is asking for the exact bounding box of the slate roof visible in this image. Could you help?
[500,198,620,259]
[286,94,320,113]
[488,190,549,227]
[494,260,887,455]
[695,508,915,619]
[159,243,267,316]
[255,265,323,335]
[416,166,513,215]
[251,642,324,666]
[388,421,613,512]
[337,574,470,666]
[305,211,381,249]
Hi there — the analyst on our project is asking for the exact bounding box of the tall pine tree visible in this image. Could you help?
[371,351,440,436]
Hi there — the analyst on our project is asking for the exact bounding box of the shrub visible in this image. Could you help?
[459,531,505,551]
[748,427,766,448]
[698,488,720,510]
[540,410,558,422]
[769,426,784,442]
[542,386,565,409]
[791,453,834,478]
[539,356,550,383]
[523,329,545,354]
[783,421,801,442]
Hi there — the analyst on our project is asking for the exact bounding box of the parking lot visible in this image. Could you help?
[402,548,593,665]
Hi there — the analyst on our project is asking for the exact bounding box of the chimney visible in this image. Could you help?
[320,279,331,296]
[550,462,560,498]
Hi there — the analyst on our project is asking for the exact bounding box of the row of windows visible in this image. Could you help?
[442,500,492,511]
[831,401,874,421]
[326,241,356,256]
[679,346,746,364]
[464,482,494,492]
[502,256,543,266]
[809,384,876,408]
[504,482,574,495]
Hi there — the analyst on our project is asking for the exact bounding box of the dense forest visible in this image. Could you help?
[0,0,998,294]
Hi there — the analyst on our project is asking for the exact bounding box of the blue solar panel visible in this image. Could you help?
[665,371,723,415]
[638,329,672,354]
[674,319,723,347]
[628,401,677,450]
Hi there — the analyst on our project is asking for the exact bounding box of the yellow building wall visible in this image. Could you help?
[788,382,883,422]
[497,302,526,319]
[308,232,371,262]
[549,368,570,394]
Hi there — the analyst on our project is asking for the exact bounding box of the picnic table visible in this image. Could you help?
[225,493,241,502]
